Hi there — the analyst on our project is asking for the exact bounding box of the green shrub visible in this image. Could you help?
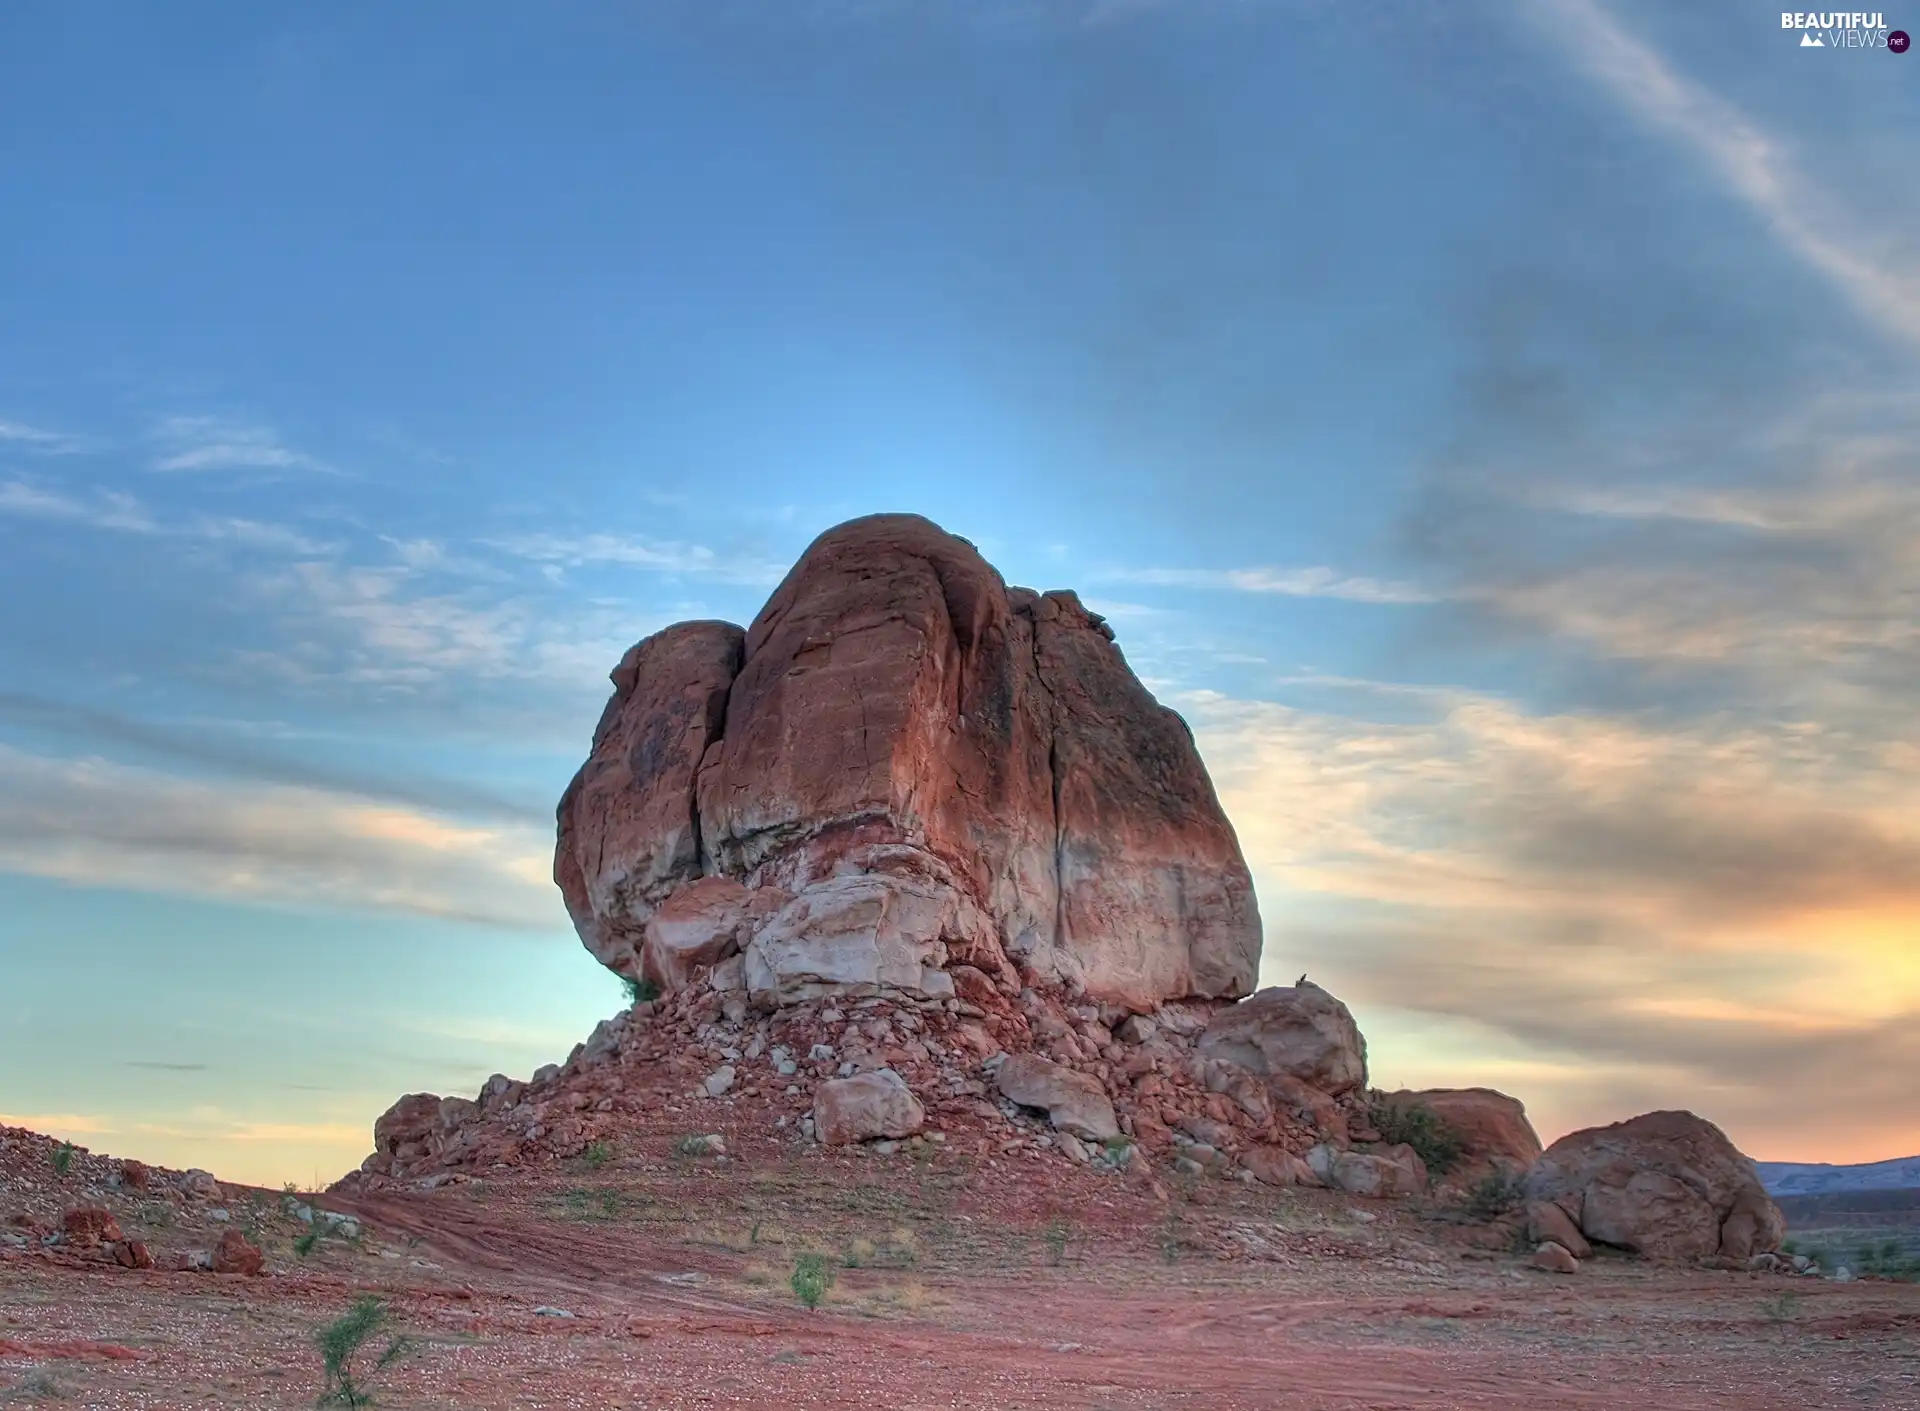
[1763,1291,1802,1322]
[582,1140,615,1169]
[1044,1217,1070,1266]
[1367,1094,1463,1176]
[294,1230,320,1258]
[674,1134,715,1158]
[315,1296,412,1407]
[50,1142,75,1177]
[790,1253,834,1310]
[1466,1172,1527,1222]
[621,974,661,1006]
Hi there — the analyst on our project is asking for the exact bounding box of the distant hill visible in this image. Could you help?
[1757,1154,1920,1196]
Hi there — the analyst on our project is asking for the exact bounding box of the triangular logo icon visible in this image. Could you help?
[1800,31,1825,45]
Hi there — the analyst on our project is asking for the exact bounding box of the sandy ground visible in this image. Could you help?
[4,1128,1917,1409]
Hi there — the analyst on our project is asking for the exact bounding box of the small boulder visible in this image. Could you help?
[211,1230,264,1276]
[1525,1200,1592,1260]
[813,1069,926,1146]
[1196,981,1367,1096]
[642,876,776,993]
[1532,1240,1580,1274]
[1117,1015,1158,1045]
[110,1239,154,1270]
[1241,1146,1318,1188]
[992,1053,1120,1141]
[1329,1143,1428,1198]
[372,1093,443,1168]
[62,1209,123,1247]
[703,1066,737,1098]
[119,1159,151,1191]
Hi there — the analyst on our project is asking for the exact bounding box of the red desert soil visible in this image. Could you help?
[4,1127,1917,1409]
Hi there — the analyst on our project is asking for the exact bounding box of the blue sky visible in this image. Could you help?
[2,1,1917,1184]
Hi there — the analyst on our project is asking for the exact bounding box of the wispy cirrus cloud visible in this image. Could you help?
[0,478,332,553]
[0,479,157,533]
[1108,564,1436,604]
[151,415,338,476]
[238,559,656,698]
[0,743,557,930]
[1533,0,1920,347]
[0,690,546,825]
[484,530,789,585]
[0,419,88,454]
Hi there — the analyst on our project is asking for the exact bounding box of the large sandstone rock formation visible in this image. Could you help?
[556,513,1262,1014]
[1525,1110,1786,1262]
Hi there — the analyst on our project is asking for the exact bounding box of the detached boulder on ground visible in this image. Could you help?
[813,1069,926,1146]
[211,1229,265,1276]
[1196,981,1367,1096]
[1309,1141,1429,1198]
[1525,1110,1785,1263]
[994,1053,1120,1141]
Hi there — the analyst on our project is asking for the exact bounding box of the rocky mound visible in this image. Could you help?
[555,513,1260,1015]
[347,972,1385,1194]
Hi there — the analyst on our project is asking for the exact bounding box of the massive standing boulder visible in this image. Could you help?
[1525,1110,1786,1263]
[555,513,1262,1013]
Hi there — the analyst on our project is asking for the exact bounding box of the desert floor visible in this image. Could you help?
[5,1127,1918,1410]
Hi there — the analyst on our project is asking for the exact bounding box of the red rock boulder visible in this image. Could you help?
[371,1092,444,1171]
[1525,1110,1785,1263]
[1197,981,1367,1096]
[1376,1087,1542,1180]
[813,1069,926,1146]
[211,1229,264,1276]
[62,1208,123,1248]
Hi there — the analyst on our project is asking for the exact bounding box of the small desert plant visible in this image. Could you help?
[1466,1172,1528,1222]
[674,1134,716,1158]
[50,1142,75,1176]
[1367,1094,1463,1176]
[1854,1239,1920,1282]
[791,1252,834,1310]
[3,1369,66,1402]
[1763,1291,1803,1322]
[621,974,661,1006]
[315,1295,412,1407]
[294,1229,321,1258]
[581,1140,615,1169]
[1158,1212,1182,1265]
[1043,1216,1070,1266]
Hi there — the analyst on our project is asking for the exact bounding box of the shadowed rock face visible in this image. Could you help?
[555,513,1262,1012]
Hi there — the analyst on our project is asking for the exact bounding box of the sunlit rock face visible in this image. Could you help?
[555,512,1262,1013]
